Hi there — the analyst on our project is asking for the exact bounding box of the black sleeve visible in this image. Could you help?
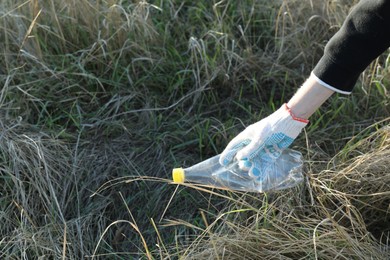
[312,0,390,93]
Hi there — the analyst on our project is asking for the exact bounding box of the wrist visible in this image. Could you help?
[284,103,309,123]
[287,74,334,120]
[269,104,308,139]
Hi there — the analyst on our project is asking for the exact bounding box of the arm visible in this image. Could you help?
[289,0,390,119]
[313,0,390,93]
[287,73,334,120]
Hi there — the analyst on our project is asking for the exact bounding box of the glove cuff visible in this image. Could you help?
[284,103,309,124]
[272,104,309,139]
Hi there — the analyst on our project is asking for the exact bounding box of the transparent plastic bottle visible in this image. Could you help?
[172,149,304,193]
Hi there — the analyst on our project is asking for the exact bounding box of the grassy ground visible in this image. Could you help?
[0,0,389,259]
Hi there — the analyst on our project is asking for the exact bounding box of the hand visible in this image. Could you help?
[219,104,308,181]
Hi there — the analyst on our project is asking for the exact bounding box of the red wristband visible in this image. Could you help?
[284,104,309,124]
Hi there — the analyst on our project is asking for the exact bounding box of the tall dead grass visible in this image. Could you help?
[169,125,390,259]
[0,0,389,259]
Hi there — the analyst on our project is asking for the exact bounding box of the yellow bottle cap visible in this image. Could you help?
[172,168,185,183]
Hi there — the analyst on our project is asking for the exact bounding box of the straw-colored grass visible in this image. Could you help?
[0,0,389,258]
[170,125,390,259]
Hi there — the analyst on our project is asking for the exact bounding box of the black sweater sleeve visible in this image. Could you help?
[312,0,390,93]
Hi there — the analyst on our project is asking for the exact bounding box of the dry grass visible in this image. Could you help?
[0,0,389,259]
[170,125,390,259]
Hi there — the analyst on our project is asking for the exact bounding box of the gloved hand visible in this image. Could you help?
[219,103,308,181]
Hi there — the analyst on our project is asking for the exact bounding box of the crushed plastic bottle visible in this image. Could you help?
[172,148,304,193]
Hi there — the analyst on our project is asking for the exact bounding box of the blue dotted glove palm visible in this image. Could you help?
[219,104,308,181]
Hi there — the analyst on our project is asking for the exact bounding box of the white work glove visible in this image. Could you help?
[219,104,308,181]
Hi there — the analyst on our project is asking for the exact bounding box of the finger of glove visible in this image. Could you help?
[236,140,265,161]
[261,134,295,160]
[263,133,285,160]
[248,135,296,184]
[248,159,268,182]
[238,159,252,171]
[249,133,294,161]
[219,139,250,166]
[235,125,270,161]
